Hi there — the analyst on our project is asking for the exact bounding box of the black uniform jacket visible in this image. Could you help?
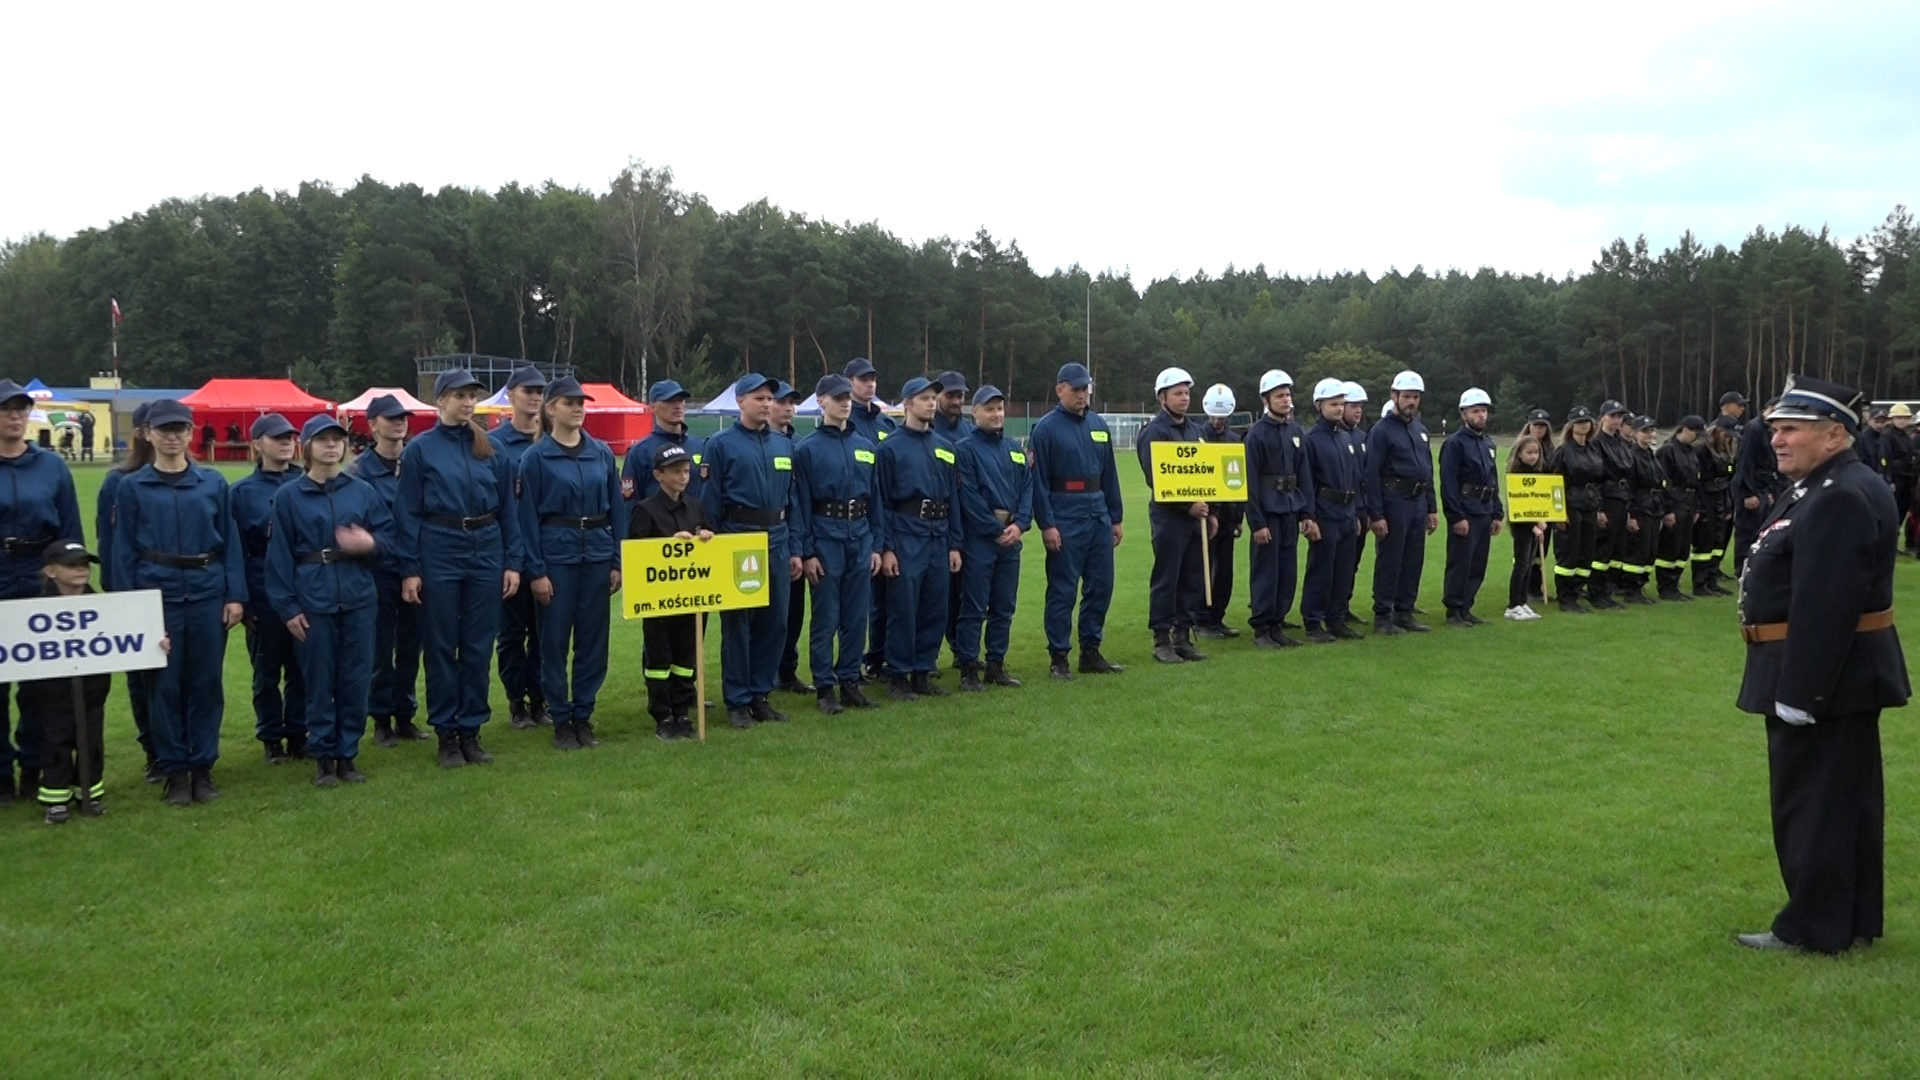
[1736,452,1911,718]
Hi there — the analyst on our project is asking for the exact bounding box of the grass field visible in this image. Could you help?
[3,457,1917,1075]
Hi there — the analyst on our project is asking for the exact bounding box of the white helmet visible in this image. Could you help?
[1202,384,1236,417]
[1382,400,1396,418]
[1312,377,1347,402]
[1459,387,1492,409]
[1343,381,1367,403]
[1390,370,1425,393]
[1155,366,1194,394]
[1258,369,1293,395]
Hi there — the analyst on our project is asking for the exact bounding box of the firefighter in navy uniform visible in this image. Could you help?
[790,374,881,715]
[1618,415,1666,605]
[772,381,814,696]
[1589,401,1636,608]
[844,357,896,680]
[875,376,962,700]
[352,394,424,746]
[1884,403,1917,554]
[1193,385,1244,638]
[489,365,548,730]
[1733,375,1910,955]
[1438,387,1503,625]
[1654,415,1705,602]
[1300,379,1363,643]
[1137,367,1216,664]
[622,380,706,507]
[1732,400,1782,578]
[1362,371,1438,635]
[1244,370,1316,648]
[1028,363,1125,680]
[953,385,1032,691]
[931,371,973,668]
[231,413,307,764]
[1340,382,1371,625]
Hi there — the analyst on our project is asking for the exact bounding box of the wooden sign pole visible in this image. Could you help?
[694,611,707,743]
[1199,519,1212,608]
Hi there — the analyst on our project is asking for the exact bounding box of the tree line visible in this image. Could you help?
[1,161,1916,420]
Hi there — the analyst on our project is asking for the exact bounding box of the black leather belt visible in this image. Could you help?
[1603,480,1631,497]
[1318,488,1357,505]
[297,548,356,565]
[1049,477,1100,493]
[141,550,217,570]
[541,514,609,529]
[726,506,786,527]
[428,513,497,531]
[1265,476,1299,493]
[812,499,869,520]
[2,535,53,555]
[892,498,950,520]
[1703,479,1731,492]
[1383,478,1430,497]
[1462,483,1498,501]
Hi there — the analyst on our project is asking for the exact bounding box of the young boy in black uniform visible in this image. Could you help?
[627,445,714,741]
[25,542,116,824]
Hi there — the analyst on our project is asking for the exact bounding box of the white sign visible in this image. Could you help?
[0,589,168,680]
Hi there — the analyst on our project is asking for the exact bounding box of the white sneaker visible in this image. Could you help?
[1520,604,1543,620]
[1504,606,1526,621]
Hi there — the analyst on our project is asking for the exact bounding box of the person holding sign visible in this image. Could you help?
[1439,388,1504,627]
[1137,367,1214,664]
[111,399,247,807]
[0,378,84,807]
[1244,369,1317,649]
[1362,372,1438,635]
[701,373,799,728]
[517,378,623,751]
[877,376,963,700]
[1300,379,1364,643]
[1551,406,1606,614]
[791,374,881,716]
[395,369,524,769]
[1655,416,1705,602]
[1194,386,1245,639]
[352,394,424,747]
[22,541,116,823]
[954,385,1032,692]
[490,366,549,731]
[232,413,308,766]
[1028,363,1124,681]
[266,415,394,787]
[1502,435,1549,620]
[628,444,714,740]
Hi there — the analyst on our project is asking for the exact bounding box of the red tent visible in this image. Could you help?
[181,379,336,461]
[581,384,652,454]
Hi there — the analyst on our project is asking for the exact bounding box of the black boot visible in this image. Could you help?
[262,739,288,766]
[818,690,845,716]
[190,768,220,803]
[1306,627,1338,644]
[1049,652,1074,680]
[531,701,552,727]
[574,721,599,748]
[887,676,918,702]
[395,717,428,741]
[163,771,193,807]
[840,683,876,709]
[1172,626,1208,661]
[553,722,581,751]
[337,758,367,783]
[1559,594,1589,613]
[509,701,534,730]
[372,717,397,748]
[985,659,1021,687]
[654,717,679,741]
[1266,627,1304,648]
[727,707,758,729]
[0,770,16,805]
[313,758,340,788]
[750,695,789,722]
[458,733,493,764]
[958,664,985,692]
[1330,622,1364,641]
[1372,617,1406,636]
[1152,628,1183,664]
[1620,586,1656,606]
[1078,646,1124,674]
[284,732,308,761]
[436,730,466,768]
[911,672,948,697]
[1393,613,1431,633]
[144,753,162,784]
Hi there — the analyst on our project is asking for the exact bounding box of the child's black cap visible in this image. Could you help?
[45,540,98,566]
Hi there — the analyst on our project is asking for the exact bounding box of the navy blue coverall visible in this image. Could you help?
[778,424,809,685]
[791,422,880,692]
[232,464,305,746]
[1136,409,1212,633]
[394,423,524,734]
[622,425,706,506]
[850,400,895,672]
[488,423,544,715]
[1363,410,1437,618]
[110,464,247,775]
[1301,415,1363,632]
[1439,425,1504,616]
[350,447,419,725]
[877,425,962,677]
[1344,421,1371,619]
[1028,404,1122,655]
[700,420,796,709]
[97,467,154,760]
[517,432,623,729]
[0,445,82,776]
[933,410,974,659]
[1244,412,1315,633]
[1198,420,1244,628]
[265,472,394,762]
[955,427,1032,667]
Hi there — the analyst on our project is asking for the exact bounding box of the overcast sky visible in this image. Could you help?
[6,0,1914,282]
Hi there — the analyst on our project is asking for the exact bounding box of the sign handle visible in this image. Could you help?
[694,611,706,743]
[70,675,91,809]
[1199,519,1213,608]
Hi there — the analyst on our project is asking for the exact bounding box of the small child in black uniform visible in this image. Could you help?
[26,541,116,824]
[627,444,714,741]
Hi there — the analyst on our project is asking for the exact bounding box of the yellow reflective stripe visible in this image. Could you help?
[87,782,105,799]
[644,668,671,680]
[934,448,956,464]
[854,450,875,464]
[669,665,696,677]
[1089,430,1109,443]
[1552,566,1581,577]
[773,456,792,471]
[38,787,72,804]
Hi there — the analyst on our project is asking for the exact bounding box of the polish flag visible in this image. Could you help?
[111,298,123,325]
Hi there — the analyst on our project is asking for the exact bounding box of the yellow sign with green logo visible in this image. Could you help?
[1505,472,1566,522]
[1148,441,1248,503]
[620,533,773,619]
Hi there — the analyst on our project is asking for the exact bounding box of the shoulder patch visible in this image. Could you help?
[854,449,875,464]
[692,454,702,464]
[1090,430,1109,443]
[876,431,888,440]
[1420,432,1430,442]
[1010,451,1026,465]
[935,447,956,464]
[1292,436,1301,447]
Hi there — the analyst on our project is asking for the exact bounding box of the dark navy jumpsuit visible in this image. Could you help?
[517,431,622,729]
[699,420,795,709]
[955,426,1032,667]
[1343,420,1371,620]
[1136,409,1212,633]
[849,399,895,672]
[1301,415,1362,632]
[351,446,420,726]
[97,466,154,762]
[933,410,974,659]
[1362,410,1436,618]
[877,425,962,677]
[778,422,810,686]
[394,424,524,735]
[791,422,880,692]
[1439,425,1503,616]
[488,423,543,717]
[1244,412,1315,633]
[0,444,82,778]
[232,463,306,748]
[1028,404,1121,656]
[622,425,706,506]
[265,472,394,762]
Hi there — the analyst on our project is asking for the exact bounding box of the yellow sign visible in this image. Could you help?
[620,533,773,619]
[1148,441,1249,503]
[1505,473,1567,522]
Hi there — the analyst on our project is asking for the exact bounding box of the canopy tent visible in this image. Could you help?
[337,386,438,436]
[23,378,55,400]
[180,378,335,461]
[578,383,651,453]
[700,385,887,416]
[474,385,512,413]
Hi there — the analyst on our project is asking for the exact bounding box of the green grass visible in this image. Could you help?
[3,460,1917,1075]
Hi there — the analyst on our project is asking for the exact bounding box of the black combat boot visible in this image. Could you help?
[394,716,428,741]
[1393,613,1431,633]
[958,664,985,692]
[573,721,599,748]
[1373,617,1406,636]
[458,733,493,764]
[1330,622,1364,641]
[531,701,552,727]
[727,707,757,729]
[985,659,1021,687]
[313,758,340,788]
[509,701,535,729]
[840,683,876,709]
[1172,626,1207,661]
[553,722,581,751]
[1078,646,1123,674]
[373,717,397,748]
[436,729,466,768]
[1152,628,1183,664]
[1306,627,1338,644]
[818,689,845,716]
[911,672,948,697]
[750,696,789,723]
[887,676,918,702]
[337,758,367,783]
[1049,652,1074,680]
[262,739,288,766]
[190,768,220,803]
[163,771,193,807]
[284,732,308,760]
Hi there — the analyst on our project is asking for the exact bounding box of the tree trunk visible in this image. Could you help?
[788,333,797,387]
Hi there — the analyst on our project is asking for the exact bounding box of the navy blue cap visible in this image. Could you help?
[131,402,153,427]
[365,394,408,422]
[300,414,347,441]
[773,381,802,403]
[816,374,853,399]
[505,366,548,391]
[972,385,1006,406]
[433,369,484,398]
[544,376,590,401]
[734,372,777,398]
[1711,414,1739,430]
[1056,362,1092,388]
[1719,391,1748,407]
[147,400,193,428]
[900,376,936,400]
[0,380,30,408]
[934,370,968,394]
[1677,415,1706,431]
[250,413,296,440]
[652,444,692,471]
[1765,374,1865,433]
[1525,407,1551,424]
[843,357,877,378]
[648,380,691,403]
[1599,399,1627,416]
[1567,405,1595,423]
[1632,415,1657,431]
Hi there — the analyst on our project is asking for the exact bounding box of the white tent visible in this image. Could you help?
[337,386,436,415]
[696,385,738,414]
